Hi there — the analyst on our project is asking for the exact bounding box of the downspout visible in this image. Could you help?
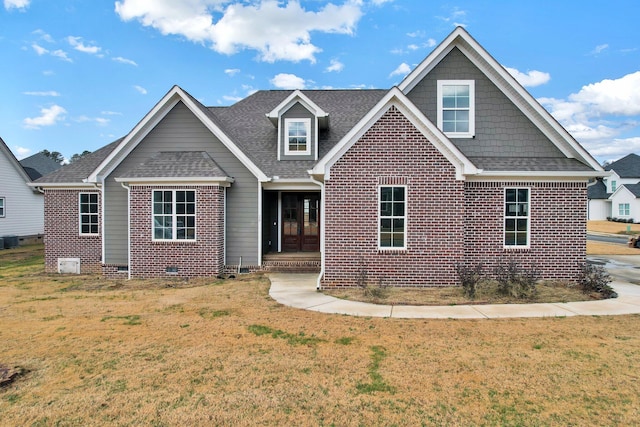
[92,181,105,277]
[120,181,131,280]
[309,174,325,290]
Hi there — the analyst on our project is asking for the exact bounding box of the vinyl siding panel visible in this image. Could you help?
[104,101,259,265]
[0,152,43,237]
[406,47,564,158]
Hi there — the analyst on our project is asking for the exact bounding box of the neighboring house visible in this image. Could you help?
[32,27,604,286]
[588,153,640,221]
[19,151,63,180]
[0,137,47,243]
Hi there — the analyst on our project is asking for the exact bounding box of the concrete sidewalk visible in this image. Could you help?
[268,256,640,319]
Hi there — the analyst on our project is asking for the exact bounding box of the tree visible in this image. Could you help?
[41,149,64,164]
[69,150,91,163]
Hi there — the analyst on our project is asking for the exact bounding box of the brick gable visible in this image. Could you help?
[323,106,464,287]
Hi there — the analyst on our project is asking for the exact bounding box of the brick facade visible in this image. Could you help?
[322,106,465,287]
[129,185,225,278]
[43,189,102,274]
[463,181,587,281]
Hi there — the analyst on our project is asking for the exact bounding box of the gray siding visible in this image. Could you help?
[0,151,43,237]
[104,101,259,265]
[406,47,564,158]
[280,102,316,161]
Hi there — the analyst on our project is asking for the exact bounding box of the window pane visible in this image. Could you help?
[393,218,404,232]
[505,218,515,232]
[455,85,469,97]
[443,121,456,132]
[516,232,528,246]
[380,187,392,202]
[517,219,527,232]
[176,191,185,203]
[518,203,528,216]
[455,120,469,133]
[506,203,517,216]
[443,96,456,108]
[443,110,456,121]
[393,187,405,201]
[380,202,392,216]
[505,232,515,246]
[380,233,391,247]
[456,96,469,109]
[393,202,404,216]
[518,189,528,203]
[506,189,516,202]
[392,233,404,247]
[456,110,469,121]
[380,218,392,233]
[442,85,456,96]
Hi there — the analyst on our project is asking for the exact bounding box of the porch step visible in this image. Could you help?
[262,252,321,273]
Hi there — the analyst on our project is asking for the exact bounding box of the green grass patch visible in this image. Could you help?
[198,308,231,319]
[356,346,396,394]
[247,324,324,346]
[101,315,141,325]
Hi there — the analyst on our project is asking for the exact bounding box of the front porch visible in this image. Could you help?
[262,251,321,273]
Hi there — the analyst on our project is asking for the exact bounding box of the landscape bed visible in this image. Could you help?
[1,245,640,425]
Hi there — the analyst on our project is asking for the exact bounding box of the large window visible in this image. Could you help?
[153,190,196,241]
[284,118,311,155]
[619,203,630,217]
[79,193,99,235]
[0,197,5,217]
[504,188,529,247]
[379,186,406,249]
[437,80,475,138]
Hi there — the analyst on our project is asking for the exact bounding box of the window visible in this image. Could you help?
[379,186,406,249]
[79,193,99,235]
[284,118,311,155]
[437,80,475,138]
[0,197,5,217]
[153,190,196,241]
[611,180,617,192]
[504,188,529,247]
[619,203,630,217]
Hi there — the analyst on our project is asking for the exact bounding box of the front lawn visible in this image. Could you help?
[2,245,640,426]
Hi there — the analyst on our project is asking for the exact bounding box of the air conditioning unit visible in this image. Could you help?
[58,258,81,274]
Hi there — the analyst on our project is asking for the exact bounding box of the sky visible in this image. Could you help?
[1,0,639,165]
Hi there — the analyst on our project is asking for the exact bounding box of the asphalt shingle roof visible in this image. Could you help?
[605,153,640,178]
[468,157,593,172]
[117,151,228,179]
[588,179,610,200]
[622,183,640,198]
[19,152,63,180]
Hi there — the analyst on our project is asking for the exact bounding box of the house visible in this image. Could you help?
[588,153,640,221]
[32,27,604,287]
[0,137,48,245]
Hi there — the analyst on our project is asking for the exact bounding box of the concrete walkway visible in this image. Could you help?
[268,256,640,319]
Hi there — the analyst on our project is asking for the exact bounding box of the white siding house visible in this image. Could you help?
[0,138,44,240]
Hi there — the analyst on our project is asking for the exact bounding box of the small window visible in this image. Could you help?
[611,180,617,192]
[153,190,196,241]
[0,197,4,217]
[379,186,406,250]
[437,80,475,138]
[284,118,311,155]
[619,203,630,217]
[504,188,529,247]
[79,193,99,235]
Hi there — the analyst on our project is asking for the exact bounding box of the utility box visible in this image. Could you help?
[2,235,18,249]
[58,258,81,274]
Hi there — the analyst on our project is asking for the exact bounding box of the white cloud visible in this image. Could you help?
[67,36,102,55]
[134,85,148,94]
[224,68,240,76]
[32,29,54,43]
[389,62,411,78]
[76,115,110,126]
[325,59,344,73]
[23,105,67,129]
[114,0,363,63]
[113,56,138,66]
[223,95,243,102]
[505,66,551,87]
[590,43,609,55]
[14,146,32,159]
[270,73,306,89]
[32,44,48,55]
[23,91,61,97]
[51,49,72,62]
[437,6,468,27]
[4,0,30,10]
[407,30,425,38]
[101,111,122,116]
[569,71,640,116]
[582,137,640,163]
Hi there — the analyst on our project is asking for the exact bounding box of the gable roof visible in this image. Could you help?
[398,26,603,174]
[621,183,640,198]
[0,136,34,184]
[312,87,479,180]
[19,152,63,180]
[588,179,611,200]
[605,153,640,178]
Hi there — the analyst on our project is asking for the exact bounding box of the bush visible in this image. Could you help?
[577,263,617,299]
[494,259,540,299]
[455,262,484,299]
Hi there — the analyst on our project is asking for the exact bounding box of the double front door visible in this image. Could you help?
[282,193,320,252]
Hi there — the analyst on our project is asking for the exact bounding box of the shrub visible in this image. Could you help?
[577,263,617,299]
[454,262,484,299]
[494,258,540,299]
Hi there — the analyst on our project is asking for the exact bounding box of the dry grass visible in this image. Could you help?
[2,245,640,426]
[588,220,640,235]
[587,240,640,256]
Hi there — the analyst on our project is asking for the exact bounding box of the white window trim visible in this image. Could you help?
[0,197,5,218]
[503,187,530,249]
[79,193,99,236]
[378,185,408,251]
[618,203,630,217]
[284,118,312,156]
[437,80,475,138]
[152,190,197,242]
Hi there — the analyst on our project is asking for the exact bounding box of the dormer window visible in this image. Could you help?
[285,118,311,155]
[437,80,475,138]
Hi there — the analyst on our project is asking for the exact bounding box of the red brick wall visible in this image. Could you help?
[129,185,225,278]
[43,189,102,274]
[464,181,587,281]
[322,106,465,287]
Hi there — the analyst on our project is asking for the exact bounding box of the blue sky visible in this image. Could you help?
[1,0,639,164]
